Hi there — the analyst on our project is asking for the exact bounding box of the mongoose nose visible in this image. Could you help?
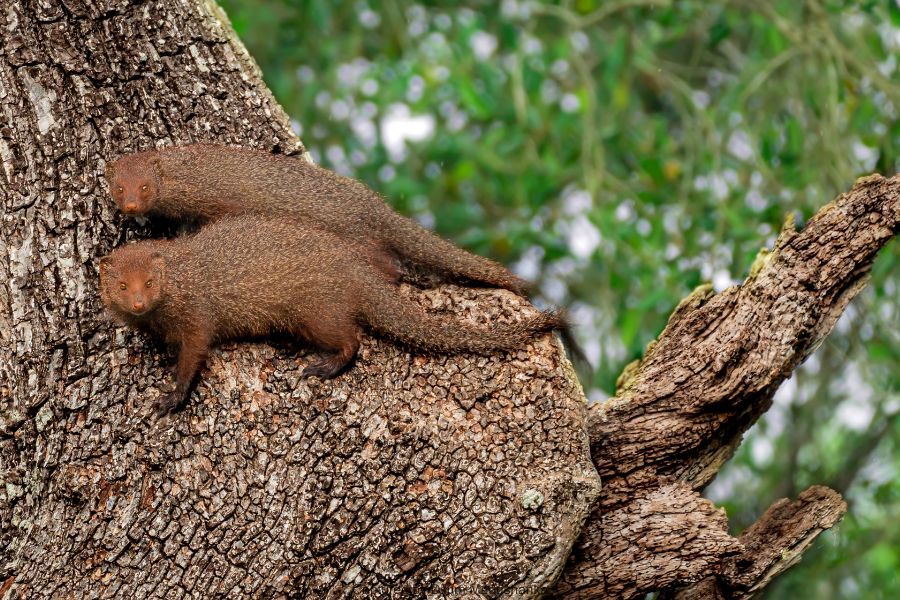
[132,300,145,311]
[124,202,138,212]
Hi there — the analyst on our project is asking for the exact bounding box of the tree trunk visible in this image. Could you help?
[0,2,598,598]
[0,1,896,599]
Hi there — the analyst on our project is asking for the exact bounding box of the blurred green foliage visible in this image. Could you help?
[217,0,898,596]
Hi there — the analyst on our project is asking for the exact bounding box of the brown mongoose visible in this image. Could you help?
[105,143,529,294]
[99,215,566,415]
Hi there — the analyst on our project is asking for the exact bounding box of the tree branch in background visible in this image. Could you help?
[668,486,847,600]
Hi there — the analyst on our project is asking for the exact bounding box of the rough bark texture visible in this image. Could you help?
[553,174,899,598]
[718,485,847,598]
[2,0,898,599]
[0,1,598,598]
[665,486,847,600]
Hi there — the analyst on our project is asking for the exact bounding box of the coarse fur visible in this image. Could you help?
[99,215,566,415]
[105,143,529,294]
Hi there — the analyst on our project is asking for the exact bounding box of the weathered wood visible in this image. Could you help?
[0,1,598,598]
[553,175,898,598]
[721,485,847,597]
[664,486,847,600]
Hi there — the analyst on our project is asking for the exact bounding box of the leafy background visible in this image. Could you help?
[216,0,899,596]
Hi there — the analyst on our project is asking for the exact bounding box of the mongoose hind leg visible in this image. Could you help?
[302,341,359,379]
[299,318,361,379]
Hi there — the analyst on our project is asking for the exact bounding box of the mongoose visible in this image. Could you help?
[99,215,566,415]
[105,143,529,294]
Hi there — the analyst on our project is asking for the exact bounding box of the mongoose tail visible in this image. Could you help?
[361,282,566,355]
[377,213,531,295]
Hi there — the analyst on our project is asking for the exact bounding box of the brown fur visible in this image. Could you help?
[105,143,529,294]
[99,215,565,415]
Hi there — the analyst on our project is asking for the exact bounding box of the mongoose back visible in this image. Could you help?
[99,215,565,415]
[105,143,529,294]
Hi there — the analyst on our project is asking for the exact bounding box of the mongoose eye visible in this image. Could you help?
[141,185,148,192]
[119,282,127,290]
[146,280,153,288]
[117,186,124,194]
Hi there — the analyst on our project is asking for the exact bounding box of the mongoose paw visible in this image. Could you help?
[302,360,342,380]
[154,390,185,417]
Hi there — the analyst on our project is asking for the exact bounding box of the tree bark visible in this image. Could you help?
[553,174,897,598]
[0,1,598,598]
[1,1,897,599]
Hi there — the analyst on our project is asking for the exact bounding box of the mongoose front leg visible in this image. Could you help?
[156,328,212,415]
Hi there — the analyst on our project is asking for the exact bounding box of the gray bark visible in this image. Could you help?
[2,1,897,599]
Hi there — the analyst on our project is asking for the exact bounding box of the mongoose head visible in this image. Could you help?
[99,246,167,317]
[105,154,162,215]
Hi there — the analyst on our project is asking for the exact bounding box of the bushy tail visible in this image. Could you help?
[377,211,530,295]
[362,283,565,354]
